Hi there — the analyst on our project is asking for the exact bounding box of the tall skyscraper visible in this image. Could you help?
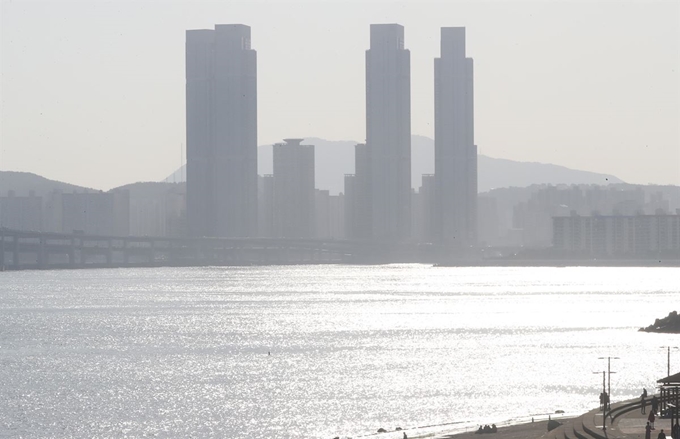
[186,24,257,238]
[365,24,411,241]
[434,27,477,246]
[272,139,315,238]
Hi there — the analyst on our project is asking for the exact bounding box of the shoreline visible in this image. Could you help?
[434,259,680,268]
[431,413,577,439]
[2,259,680,272]
[435,419,554,439]
[355,412,578,439]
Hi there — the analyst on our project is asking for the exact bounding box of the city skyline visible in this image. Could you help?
[1,1,678,191]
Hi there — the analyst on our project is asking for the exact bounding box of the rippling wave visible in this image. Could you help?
[1,265,678,438]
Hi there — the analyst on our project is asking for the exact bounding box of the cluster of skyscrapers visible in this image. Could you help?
[186,23,477,247]
[3,24,679,263]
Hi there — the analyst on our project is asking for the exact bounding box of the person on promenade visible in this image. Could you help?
[403,433,407,439]
[599,392,605,411]
[644,388,648,398]
[641,394,647,414]
[648,410,656,430]
[652,395,659,414]
[646,422,652,439]
[673,421,680,439]
[604,392,610,412]
[656,428,666,439]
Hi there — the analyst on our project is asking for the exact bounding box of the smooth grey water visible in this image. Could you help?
[1,265,678,438]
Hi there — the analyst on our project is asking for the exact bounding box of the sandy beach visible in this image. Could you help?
[439,420,554,439]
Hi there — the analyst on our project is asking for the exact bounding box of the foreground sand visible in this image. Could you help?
[439,420,552,439]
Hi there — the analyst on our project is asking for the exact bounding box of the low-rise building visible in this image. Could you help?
[553,211,680,257]
[62,190,130,236]
[273,139,315,238]
[0,191,43,232]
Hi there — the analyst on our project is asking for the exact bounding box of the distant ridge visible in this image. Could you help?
[0,171,96,197]
[164,135,624,194]
[111,181,185,198]
[478,155,622,191]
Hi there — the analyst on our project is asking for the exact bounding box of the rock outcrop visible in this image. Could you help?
[640,311,680,333]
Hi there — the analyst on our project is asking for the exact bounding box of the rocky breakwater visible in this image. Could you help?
[639,311,680,333]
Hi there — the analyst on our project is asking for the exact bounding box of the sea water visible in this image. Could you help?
[0,265,678,438]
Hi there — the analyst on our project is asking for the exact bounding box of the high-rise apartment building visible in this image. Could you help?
[365,24,411,241]
[345,142,377,241]
[272,139,315,238]
[417,174,437,242]
[434,27,477,246]
[186,24,257,238]
[257,175,274,237]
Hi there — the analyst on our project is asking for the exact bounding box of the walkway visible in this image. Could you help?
[539,395,676,439]
[430,394,676,439]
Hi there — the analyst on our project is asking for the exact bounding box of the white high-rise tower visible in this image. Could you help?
[434,27,477,246]
[186,24,257,238]
[365,24,412,241]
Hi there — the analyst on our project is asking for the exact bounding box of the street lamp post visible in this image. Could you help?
[660,346,679,378]
[593,371,605,407]
[593,371,606,430]
[598,356,619,428]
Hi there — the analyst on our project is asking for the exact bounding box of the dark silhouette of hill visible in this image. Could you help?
[165,135,624,194]
[0,172,187,200]
[0,171,95,197]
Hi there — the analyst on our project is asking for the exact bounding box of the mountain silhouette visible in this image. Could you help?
[164,135,624,194]
[0,171,96,197]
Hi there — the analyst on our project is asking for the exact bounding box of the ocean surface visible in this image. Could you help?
[1,265,679,438]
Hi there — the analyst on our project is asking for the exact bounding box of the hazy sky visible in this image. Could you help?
[1,0,678,190]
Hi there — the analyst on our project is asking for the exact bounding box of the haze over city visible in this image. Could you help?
[2,0,678,191]
[3,3,680,438]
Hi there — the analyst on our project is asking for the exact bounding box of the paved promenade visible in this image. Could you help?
[434,394,676,439]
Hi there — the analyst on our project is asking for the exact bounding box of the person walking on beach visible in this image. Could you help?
[641,393,647,414]
[648,410,656,430]
[646,422,652,439]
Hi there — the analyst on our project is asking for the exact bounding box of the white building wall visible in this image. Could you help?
[434,27,477,247]
[366,24,411,241]
[186,24,257,238]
